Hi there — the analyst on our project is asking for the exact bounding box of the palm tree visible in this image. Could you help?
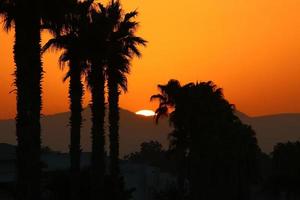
[150,79,182,121]
[86,5,108,200]
[105,0,147,183]
[0,2,43,199]
[0,0,76,199]
[151,80,189,199]
[42,2,92,199]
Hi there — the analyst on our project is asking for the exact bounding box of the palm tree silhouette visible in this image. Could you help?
[151,80,188,199]
[151,79,182,122]
[105,0,147,185]
[42,2,92,199]
[0,2,43,199]
[0,0,76,199]
[86,4,108,200]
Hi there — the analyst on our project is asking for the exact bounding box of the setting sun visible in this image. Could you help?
[135,110,156,117]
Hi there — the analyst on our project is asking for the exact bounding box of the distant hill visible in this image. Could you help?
[0,109,299,155]
[236,112,300,153]
[0,108,171,157]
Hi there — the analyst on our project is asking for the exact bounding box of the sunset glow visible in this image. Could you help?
[135,110,156,117]
[0,0,300,119]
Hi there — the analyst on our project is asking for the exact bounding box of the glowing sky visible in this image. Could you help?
[0,0,300,119]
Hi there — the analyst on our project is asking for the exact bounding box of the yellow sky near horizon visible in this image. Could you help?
[0,0,300,119]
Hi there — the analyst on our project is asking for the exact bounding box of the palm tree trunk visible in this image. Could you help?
[90,63,105,200]
[108,76,120,199]
[14,3,42,200]
[69,60,83,200]
[108,78,120,177]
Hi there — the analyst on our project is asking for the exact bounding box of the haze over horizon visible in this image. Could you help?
[1,107,300,155]
[0,0,300,119]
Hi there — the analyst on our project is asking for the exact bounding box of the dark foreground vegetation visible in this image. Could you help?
[125,80,300,200]
[126,139,300,200]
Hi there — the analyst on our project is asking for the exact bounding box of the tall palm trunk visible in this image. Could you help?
[90,62,105,200]
[14,3,42,200]
[69,59,83,200]
[108,77,120,177]
[108,75,120,199]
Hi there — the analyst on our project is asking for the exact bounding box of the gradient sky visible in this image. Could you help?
[0,0,300,119]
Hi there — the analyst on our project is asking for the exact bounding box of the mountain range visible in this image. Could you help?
[0,108,299,156]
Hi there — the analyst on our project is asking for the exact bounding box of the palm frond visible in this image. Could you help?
[2,12,14,31]
[0,0,15,31]
[150,94,165,102]
[124,10,138,22]
[63,70,72,82]
[117,72,128,92]
[42,34,73,54]
[58,51,71,70]
[154,106,169,124]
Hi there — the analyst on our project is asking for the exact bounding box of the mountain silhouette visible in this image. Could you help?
[0,108,171,157]
[0,108,299,155]
[237,112,300,153]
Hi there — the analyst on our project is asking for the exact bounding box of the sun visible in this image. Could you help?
[135,110,156,117]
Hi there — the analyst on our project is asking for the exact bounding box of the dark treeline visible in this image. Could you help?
[126,139,300,200]
[264,141,300,200]
[124,140,176,174]
[0,0,145,200]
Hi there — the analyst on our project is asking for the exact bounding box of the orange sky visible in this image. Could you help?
[0,0,300,119]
